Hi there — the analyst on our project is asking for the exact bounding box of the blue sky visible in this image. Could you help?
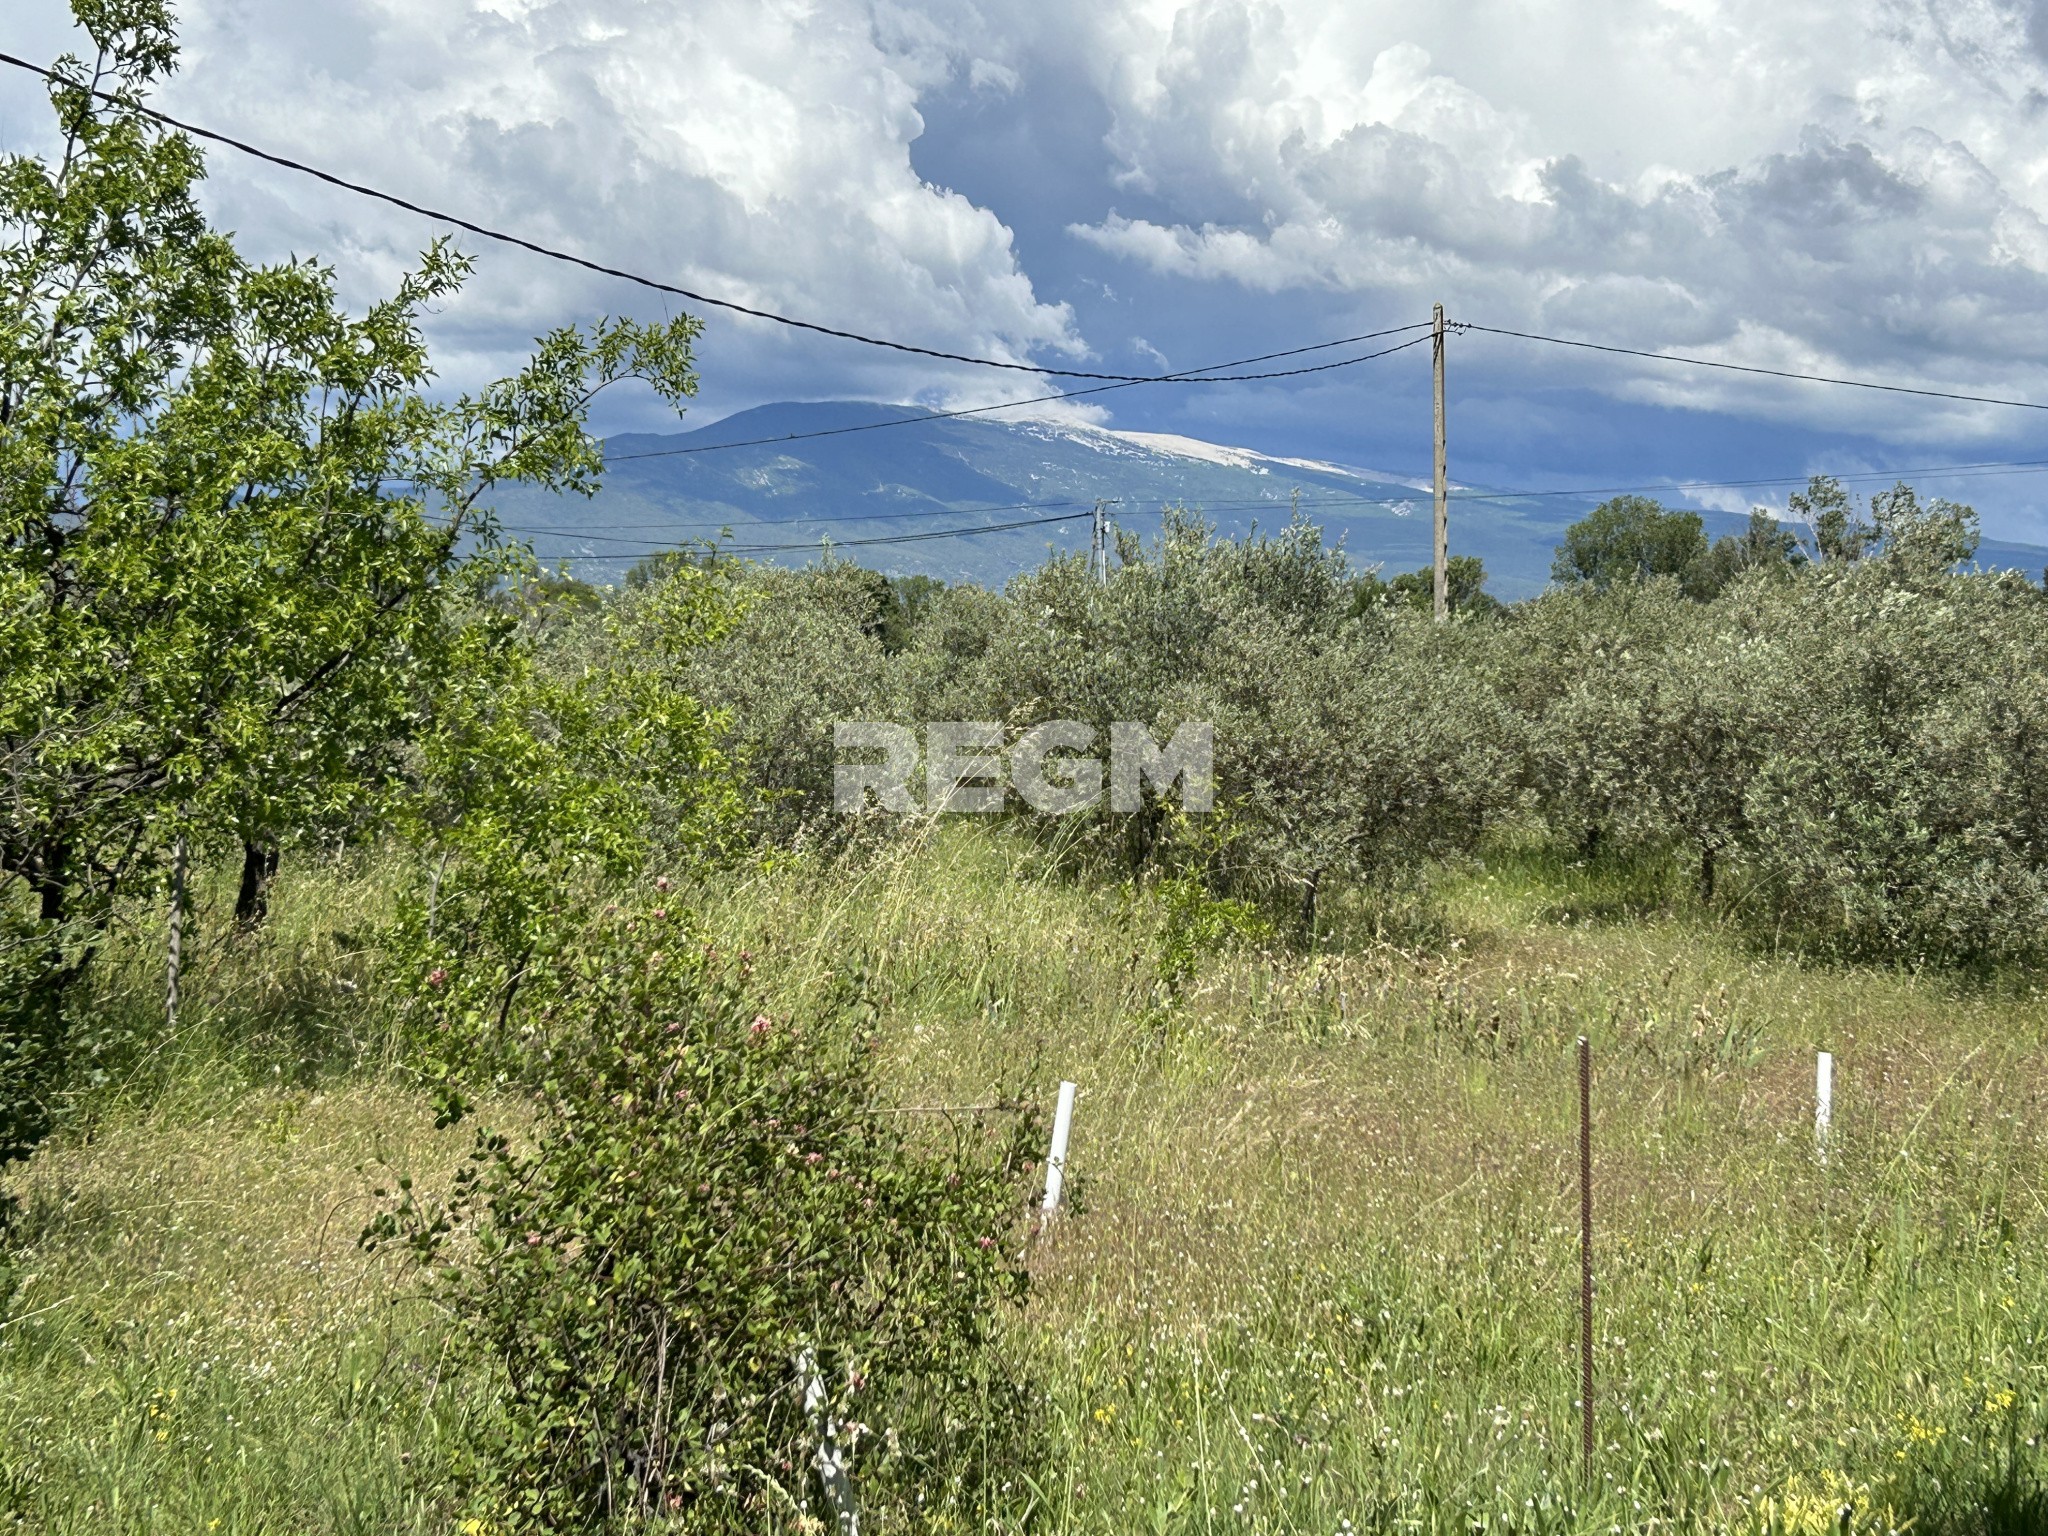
[8,0,2048,542]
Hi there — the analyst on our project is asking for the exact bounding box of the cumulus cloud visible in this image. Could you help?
[7,0,1086,424]
[1059,0,2048,439]
[9,0,2048,465]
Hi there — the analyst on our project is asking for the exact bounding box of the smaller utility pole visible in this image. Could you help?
[1091,500,1108,585]
[1432,303,1449,622]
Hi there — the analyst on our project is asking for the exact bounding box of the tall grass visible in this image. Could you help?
[4,826,2045,1532]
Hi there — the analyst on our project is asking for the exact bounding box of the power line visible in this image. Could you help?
[493,496,1120,533]
[607,331,1438,461]
[444,505,1099,559]
[0,49,1431,385]
[1456,322,2048,414]
[497,486,1448,536]
[725,510,1095,553]
[1449,456,2048,506]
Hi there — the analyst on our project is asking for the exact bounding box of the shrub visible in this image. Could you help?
[368,904,1043,1533]
[1737,562,2048,964]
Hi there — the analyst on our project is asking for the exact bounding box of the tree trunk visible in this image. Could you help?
[32,840,69,925]
[1697,842,1716,905]
[234,839,280,928]
[1298,867,1322,942]
[167,835,188,1029]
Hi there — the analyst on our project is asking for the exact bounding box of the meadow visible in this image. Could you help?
[3,826,2042,1535]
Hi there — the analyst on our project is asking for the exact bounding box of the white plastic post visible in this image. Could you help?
[1042,1080,1077,1215]
[1816,1051,1833,1165]
[796,1348,859,1536]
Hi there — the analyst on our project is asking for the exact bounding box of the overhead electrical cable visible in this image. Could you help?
[480,497,1119,535]
[721,510,1096,553]
[1449,457,2048,505]
[1456,322,2048,413]
[0,49,1432,385]
[606,331,1438,461]
[436,507,1099,558]
[512,457,2048,538]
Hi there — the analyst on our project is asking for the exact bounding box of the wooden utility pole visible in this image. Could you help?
[1090,500,1107,585]
[1432,302,1449,622]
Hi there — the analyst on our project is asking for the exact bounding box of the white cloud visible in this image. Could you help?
[1056,0,2048,440]
[11,0,2048,458]
[7,0,1084,422]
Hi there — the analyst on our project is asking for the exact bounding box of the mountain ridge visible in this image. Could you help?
[481,402,2048,596]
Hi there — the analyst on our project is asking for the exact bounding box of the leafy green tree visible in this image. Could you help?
[1516,579,1768,899]
[388,567,753,1107]
[1695,507,1805,595]
[1737,555,2048,963]
[665,560,899,842]
[1869,481,1979,574]
[1352,554,1500,618]
[1790,475,1874,564]
[954,512,1518,923]
[846,568,946,654]
[1551,495,1710,594]
[0,1,701,1166]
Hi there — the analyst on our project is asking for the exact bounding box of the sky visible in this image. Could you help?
[7,0,2048,541]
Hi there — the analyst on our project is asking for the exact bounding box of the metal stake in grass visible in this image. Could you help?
[1578,1034,1594,1491]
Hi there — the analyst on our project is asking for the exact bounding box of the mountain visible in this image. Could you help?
[484,401,2048,599]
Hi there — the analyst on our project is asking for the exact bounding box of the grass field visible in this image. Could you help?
[3,829,2045,1533]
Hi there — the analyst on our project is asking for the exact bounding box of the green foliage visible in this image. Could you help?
[366,906,1041,1533]
[674,560,900,842]
[1792,474,1875,565]
[1351,553,1500,617]
[1155,871,1273,994]
[1736,559,2048,963]
[1550,494,1712,595]
[857,570,946,654]
[941,510,1517,911]
[1512,578,1767,899]
[1869,480,1980,572]
[0,2,703,1168]
[389,567,751,1104]
[1510,491,2048,961]
[1696,507,1806,594]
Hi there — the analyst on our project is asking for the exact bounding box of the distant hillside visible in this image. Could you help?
[483,402,2048,598]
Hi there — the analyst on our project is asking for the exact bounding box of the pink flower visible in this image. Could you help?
[655,876,672,893]
[806,1151,824,1167]
[426,968,448,989]
[653,908,668,920]
[977,1236,996,1249]
[749,1014,772,1038]
[525,1232,543,1247]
